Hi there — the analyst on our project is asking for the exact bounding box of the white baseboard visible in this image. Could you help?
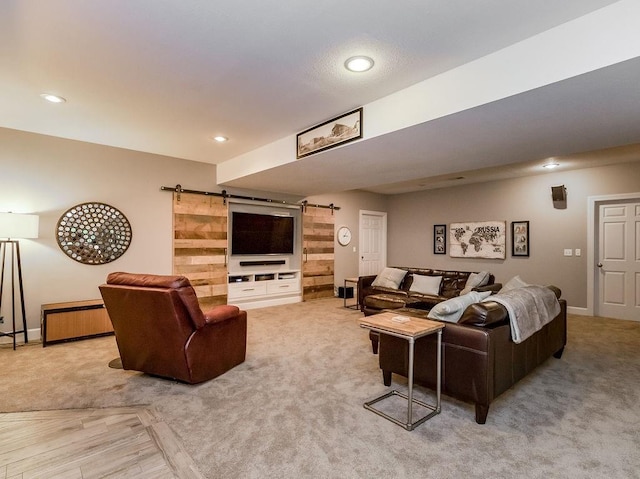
[0,327,41,345]
[567,306,590,316]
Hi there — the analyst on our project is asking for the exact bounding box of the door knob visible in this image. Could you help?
[597,263,603,267]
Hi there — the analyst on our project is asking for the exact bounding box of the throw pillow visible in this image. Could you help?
[500,275,529,293]
[371,267,407,289]
[460,271,491,295]
[409,275,442,295]
[427,290,492,323]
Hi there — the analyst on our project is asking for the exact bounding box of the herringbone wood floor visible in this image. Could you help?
[0,407,203,478]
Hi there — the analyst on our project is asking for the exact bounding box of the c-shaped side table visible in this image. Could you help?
[360,312,444,431]
[343,277,359,309]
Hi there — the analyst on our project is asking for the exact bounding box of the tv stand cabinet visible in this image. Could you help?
[227,270,301,309]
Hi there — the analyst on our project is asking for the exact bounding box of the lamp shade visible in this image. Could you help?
[0,212,40,239]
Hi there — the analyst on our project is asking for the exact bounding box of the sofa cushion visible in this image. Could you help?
[500,275,529,293]
[368,286,409,297]
[434,270,473,299]
[409,274,442,295]
[372,267,407,289]
[460,271,491,295]
[427,290,492,323]
[364,293,422,310]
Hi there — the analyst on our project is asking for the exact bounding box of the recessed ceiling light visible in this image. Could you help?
[543,162,560,169]
[344,56,374,72]
[40,93,66,103]
[213,136,228,143]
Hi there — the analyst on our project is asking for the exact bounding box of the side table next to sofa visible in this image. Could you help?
[343,277,359,309]
[360,312,444,431]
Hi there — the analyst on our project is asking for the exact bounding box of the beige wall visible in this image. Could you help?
[3,126,639,336]
[309,162,640,308]
[385,162,640,308]
[305,191,388,291]
[0,128,218,336]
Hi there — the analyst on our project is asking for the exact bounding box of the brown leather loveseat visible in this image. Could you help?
[377,287,567,424]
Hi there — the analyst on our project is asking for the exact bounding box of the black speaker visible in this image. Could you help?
[551,185,566,201]
[551,185,567,209]
[239,260,286,266]
[337,286,354,299]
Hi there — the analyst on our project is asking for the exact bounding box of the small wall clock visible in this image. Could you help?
[337,226,352,246]
[56,202,132,264]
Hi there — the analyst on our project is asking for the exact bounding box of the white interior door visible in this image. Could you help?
[597,201,640,321]
[359,210,387,276]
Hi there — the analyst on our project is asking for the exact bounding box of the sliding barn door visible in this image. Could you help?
[173,193,228,307]
[302,206,335,300]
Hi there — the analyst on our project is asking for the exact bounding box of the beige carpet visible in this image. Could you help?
[1,298,639,478]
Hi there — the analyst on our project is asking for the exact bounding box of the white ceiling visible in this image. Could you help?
[1,0,638,196]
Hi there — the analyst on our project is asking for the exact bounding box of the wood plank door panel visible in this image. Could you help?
[173,193,228,308]
[302,206,334,300]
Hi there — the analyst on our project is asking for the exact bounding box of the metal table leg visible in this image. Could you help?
[363,329,442,430]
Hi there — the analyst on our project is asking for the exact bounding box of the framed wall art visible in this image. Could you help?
[449,220,506,259]
[434,224,446,254]
[512,220,530,257]
[296,107,363,158]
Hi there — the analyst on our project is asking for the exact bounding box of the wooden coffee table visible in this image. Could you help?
[360,312,444,430]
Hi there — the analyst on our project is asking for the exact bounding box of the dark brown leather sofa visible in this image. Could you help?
[358,268,497,316]
[99,272,247,384]
[377,288,567,424]
[359,268,498,353]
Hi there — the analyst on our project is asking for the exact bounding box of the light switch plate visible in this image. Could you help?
[575,249,581,256]
[564,249,573,256]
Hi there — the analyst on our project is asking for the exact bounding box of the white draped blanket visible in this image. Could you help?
[487,286,561,344]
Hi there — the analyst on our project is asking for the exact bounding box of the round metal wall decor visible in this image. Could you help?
[56,202,132,265]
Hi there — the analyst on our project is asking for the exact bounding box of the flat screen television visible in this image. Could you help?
[231,212,294,255]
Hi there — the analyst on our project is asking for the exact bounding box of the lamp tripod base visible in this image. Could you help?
[0,240,30,350]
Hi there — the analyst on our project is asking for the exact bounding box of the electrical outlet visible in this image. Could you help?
[564,249,573,256]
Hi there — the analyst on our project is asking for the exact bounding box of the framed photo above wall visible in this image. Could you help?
[512,220,530,257]
[296,108,363,159]
[434,224,446,254]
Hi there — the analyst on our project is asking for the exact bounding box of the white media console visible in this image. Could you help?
[226,201,303,309]
[227,270,301,309]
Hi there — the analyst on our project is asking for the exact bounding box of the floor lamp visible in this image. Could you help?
[0,212,39,350]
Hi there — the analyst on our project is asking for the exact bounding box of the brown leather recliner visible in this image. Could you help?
[99,272,247,384]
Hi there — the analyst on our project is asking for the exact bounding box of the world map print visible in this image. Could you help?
[449,221,506,259]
